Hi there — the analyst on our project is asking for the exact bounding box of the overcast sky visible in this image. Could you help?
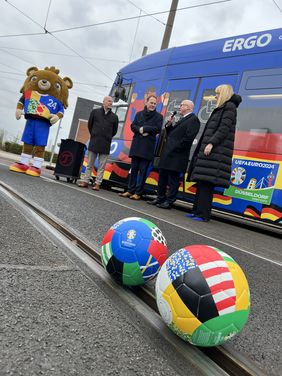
[0,0,281,151]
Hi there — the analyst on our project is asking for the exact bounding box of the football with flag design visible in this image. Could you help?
[155,245,250,347]
[101,217,169,286]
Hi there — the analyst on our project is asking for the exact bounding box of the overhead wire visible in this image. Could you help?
[3,0,114,81]
[48,1,233,34]
[0,32,46,38]
[0,61,21,72]
[4,0,45,30]
[0,46,129,63]
[272,0,282,13]
[126,0,166,26]
[44,0,52,30]
[1,1,232,37]
[129,9,142,61]
[0,70,24,76]
[48,32,113,80]
[2,0,233,83]
[0,48,35,65]
[0,68,111,89]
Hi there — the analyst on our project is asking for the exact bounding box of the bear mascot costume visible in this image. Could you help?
[9,66,73,177]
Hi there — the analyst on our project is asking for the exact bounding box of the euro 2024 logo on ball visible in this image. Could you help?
[101,217,169,286]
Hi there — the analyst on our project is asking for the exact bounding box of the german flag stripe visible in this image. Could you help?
[244,207,261,218]
[148,171,159,180]
[261,207,282,221]
[186,184,196,194]
[118,151,131,163]
[105,163,113,172]
[112,164,129,178]
[213,194,232,205]
[146,177,158,185]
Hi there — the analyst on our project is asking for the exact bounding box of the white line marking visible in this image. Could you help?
[8,174,280,268]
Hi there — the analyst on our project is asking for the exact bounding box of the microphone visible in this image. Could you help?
[164,110,177,127]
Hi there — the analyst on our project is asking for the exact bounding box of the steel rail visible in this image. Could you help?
[0,180,266,376]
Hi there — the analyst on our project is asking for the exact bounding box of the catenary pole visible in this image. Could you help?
[160,0,179,50]
[48,118,62,167]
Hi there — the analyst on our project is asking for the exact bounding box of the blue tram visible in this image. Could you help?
[73,28,282,229]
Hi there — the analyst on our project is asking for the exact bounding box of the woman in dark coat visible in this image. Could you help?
[119,95,163,200]
[187,84,242,221]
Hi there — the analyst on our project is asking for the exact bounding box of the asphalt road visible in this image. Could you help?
[0,177,213,376]
[0,162,281,376]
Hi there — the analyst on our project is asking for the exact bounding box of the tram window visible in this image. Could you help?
[246,75,282,90]
[110,83,133,104]
[237,93,282,134]
[115,106,127,122]
[237,71,282,134]
[164,90,191,124]
[112,105,128,139]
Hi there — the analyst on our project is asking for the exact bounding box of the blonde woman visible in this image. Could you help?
[187,84,242,222]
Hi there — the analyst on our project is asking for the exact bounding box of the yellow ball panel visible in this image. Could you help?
[164,284,201,335]
[227,261,250,310]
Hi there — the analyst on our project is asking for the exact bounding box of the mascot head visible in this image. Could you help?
[20,66,73,109]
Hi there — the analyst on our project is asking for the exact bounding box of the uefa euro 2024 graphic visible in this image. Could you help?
[225,158,279,205]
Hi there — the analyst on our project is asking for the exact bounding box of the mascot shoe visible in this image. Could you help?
[9,162,29,173]
[25,166,41,177]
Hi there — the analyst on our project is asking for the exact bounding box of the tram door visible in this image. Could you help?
[184,75,239,194]
[193,75,239,147]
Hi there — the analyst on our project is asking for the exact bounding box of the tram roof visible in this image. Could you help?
[119,28,282,74]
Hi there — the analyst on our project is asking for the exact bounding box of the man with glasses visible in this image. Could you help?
[148,100,200,209]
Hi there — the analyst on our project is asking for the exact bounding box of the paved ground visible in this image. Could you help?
[0,189,210,376]
[0,154,281,376]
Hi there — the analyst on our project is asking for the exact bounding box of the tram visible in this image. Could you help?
[71,28,282,228]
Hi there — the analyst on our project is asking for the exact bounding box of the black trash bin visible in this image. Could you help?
[54,139,85,183]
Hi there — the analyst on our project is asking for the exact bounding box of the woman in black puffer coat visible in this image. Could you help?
[187,84,242,221]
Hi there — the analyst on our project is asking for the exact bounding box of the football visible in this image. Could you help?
[155,245,250,346]
[101,217,169,286]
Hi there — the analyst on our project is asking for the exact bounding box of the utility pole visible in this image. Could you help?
[48,118,62,169]
[160,0,179,50]
[141,46,148,56]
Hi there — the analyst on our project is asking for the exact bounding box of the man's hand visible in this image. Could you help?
[15,109,23,120]
[204,143,213,156]
[49,114,59,125]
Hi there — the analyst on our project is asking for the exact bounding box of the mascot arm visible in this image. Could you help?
[49,112,63,125]
[15,96,24,119]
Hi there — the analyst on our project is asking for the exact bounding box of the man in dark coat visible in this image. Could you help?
[78,96,118,190]
[119,95,163,200]
[148,100,200,209]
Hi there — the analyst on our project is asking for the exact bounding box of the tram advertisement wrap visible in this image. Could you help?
[224,158,279,205]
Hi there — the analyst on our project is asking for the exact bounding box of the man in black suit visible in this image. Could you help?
[148,100,200,209]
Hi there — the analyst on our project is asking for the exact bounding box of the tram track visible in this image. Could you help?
[0,180,267,376]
